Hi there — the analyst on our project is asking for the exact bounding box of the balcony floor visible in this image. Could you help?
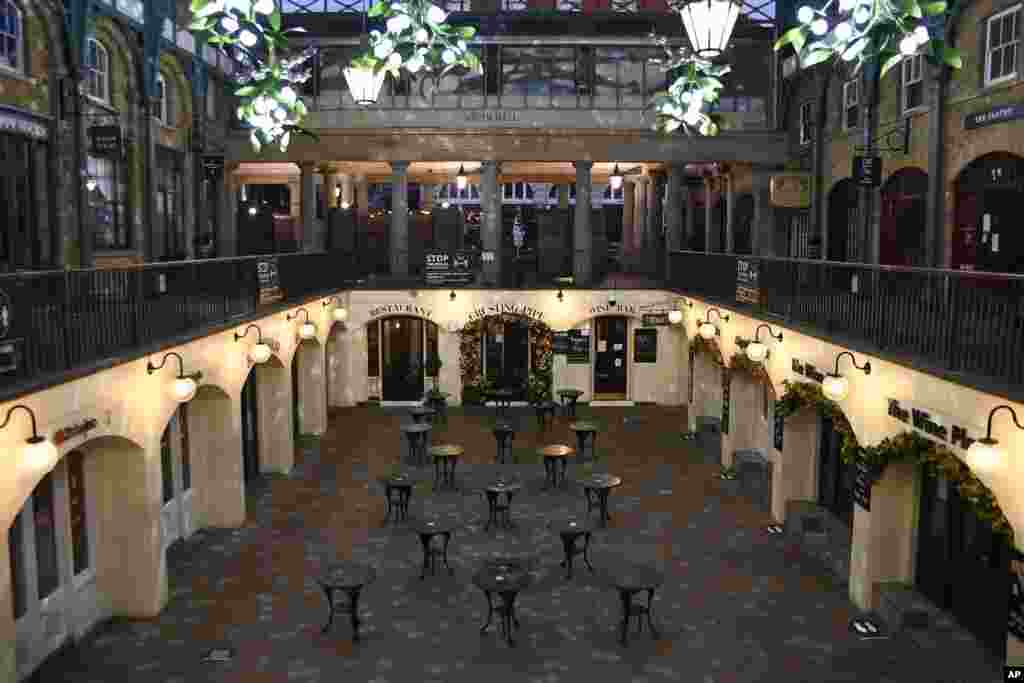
[32,405,1002,682]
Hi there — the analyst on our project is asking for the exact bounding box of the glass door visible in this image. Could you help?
[382,316,424,401]
[817,415,855,527]
[594,316,628,398]
[482,317,530,399]
[241,372,260,482]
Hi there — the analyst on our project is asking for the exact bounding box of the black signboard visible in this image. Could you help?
[641,313,670,326]
[1010,550,1024,640]
[566,330,590,364]
[552,331,571,355]
[853,155,882,187]
[256,257,282,305]
[89,125,122,158]
[852,460,875,511]
[424,250,474,286]
[203,155,224,180]
[736,258,761,305]
[965,104,1024,130]
[773,400,785,451]
[721,368,731,434]
[634,328,657,363]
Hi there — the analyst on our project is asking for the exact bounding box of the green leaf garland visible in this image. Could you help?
[649,33,729,137]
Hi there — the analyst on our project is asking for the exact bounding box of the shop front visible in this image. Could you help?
[365,305,440,403]
[953,152,1024,274]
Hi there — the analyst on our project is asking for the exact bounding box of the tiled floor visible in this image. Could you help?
[35,405,1003,682]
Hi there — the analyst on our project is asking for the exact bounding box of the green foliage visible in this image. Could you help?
[777,380,861,463]
[649,35,729,136]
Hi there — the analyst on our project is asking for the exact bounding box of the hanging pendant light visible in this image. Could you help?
[609,164,623,191]
[345,12,385,106]
[678,0,742,59]
[456,164,468,191]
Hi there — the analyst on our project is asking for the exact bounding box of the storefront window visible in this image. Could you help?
[0,0,22,72]
[1,132,50,270]
[33,472,59,599]
[156,148,185,259]
[88,154,130,250]
[68,450,90,575]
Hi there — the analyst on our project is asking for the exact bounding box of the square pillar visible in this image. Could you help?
[644,177,657,249]
[390,161,410,276]
[573,160,593,286]
[300,162,317,252]
[323,166,338,211]
[480,160,502,285]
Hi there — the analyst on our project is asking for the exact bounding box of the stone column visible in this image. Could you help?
[323,166,338,211]
[751,169,775,256]
[340,174,355,208]
[557,183,570,209]
[573,161,593,287]
[480,160,502,285]
[725,173,735,253]
[356,175,369,250]
[420,184,435,211]
[622,179,635,256]
[299,163,316,252]
[390,161,410,276]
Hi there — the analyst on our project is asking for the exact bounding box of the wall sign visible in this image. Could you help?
[369,304,434,319]
[565,329,590,364]
[853,155,882,187]
[773,400,785,450]
[467,303,544,323]
[202,155,224,180]
[590,303,637,316]
[792,359,825,383]
[89,125,122,158]
[552,331,571,355]
[465,110,521,123]
[769,173,811,208]
[886,398,981,452]
[54,418,98,446]
[736,258,761,305]
[634,328,657,363]
[721,368,731,434]
[641,313,670,326]
[424,249,475,286]
[256,257,282,305]
[964,104,1024,130]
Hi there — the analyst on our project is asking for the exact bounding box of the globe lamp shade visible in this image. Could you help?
[821,373,849,402]
[299,322,317,340]
[249,343,273,364]
[668,309,684,325]
[333,307,349,322]
[609,166,623,191]
[698,321,717,340]
[456,165,468,191]
[24,435,58,472]
[678,0,741,59]
[745,341,768,363]
[966,438,1002,474]
[172,376,198,403]
[343,64,386,106]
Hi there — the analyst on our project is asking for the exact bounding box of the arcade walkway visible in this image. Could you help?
[33,406,1001,683]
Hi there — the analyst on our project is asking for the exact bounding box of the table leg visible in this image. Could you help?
[383,488,393,525]
[560,535,574,579]
[543,457,553,490]
[419,534,431,580]
[449,459,458,490]
[599,489,611,526]
[480,591,494,633]
[583,533,595,572]
[618,590,631,646]
[559,459,568,488]
[485,493,496,532]
[348,588,363,641]
[442,532,453,574]
[646,589,660,639]
[503,593,518,646]
[321,586,335,633]
[401,489,411,521]
[433,459,441,491]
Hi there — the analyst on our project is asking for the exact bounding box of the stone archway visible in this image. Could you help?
[827,178,861,262]
[953,151,1024,273]
[325,321,350,408]
[187,384,244,528]
[293,338,326,436]
[250,354,294,475]
[723,355,777,478]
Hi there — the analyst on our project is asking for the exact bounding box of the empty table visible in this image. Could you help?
[578,473,622,526]
[409,406,436,424]
[381,473,415,524]
[549,517,595,579]
[473,559,534,646]
[538,444,574,490]
[604,562,663,646]
[557,389,584,419]
[481,479,523,531]
[317,561,377,641]
[414,517,459,579]
[429,444,463,491]
[492,423,516,464]
[400,422,432,466]
[569,421,600,462]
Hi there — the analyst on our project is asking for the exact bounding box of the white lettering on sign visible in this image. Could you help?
[467,303,545,323]
[369,304,433,319]
[886,398,982,452]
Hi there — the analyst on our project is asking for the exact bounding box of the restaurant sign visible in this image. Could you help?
[886,399,982,452]
[369,304,433,319]
[467,303,544,323]
[964,104,1024,130]
[590,303,637,315]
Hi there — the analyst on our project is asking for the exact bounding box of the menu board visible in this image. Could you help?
[634,328,657,363]
[256,257,282,305]
[736,258,761,305]
[566,330,590,364]
[552,331,571,355]
[773,400,785,451]
[424,250,475,286]
[721,368,731,435]
[852,460,874,511]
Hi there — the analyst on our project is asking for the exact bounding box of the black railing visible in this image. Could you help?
[669,251,1024,397]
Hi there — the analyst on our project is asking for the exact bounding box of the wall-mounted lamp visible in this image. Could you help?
[967,405,1024,473]
[697,308,730,340]
[147,351,202,402]
[323,296,348,322]
[287,307,317,340]
[668,309,684,325]
[745,324,783,363]
[441,200,451,209]
[556,289,564,302]
[334,185,342,199]
[247,205,258,216]
[340,201,351,210]
[450,290,457,301]
[0,404,58,472]
[235,324,273,364]
[85,176,97,192]
[455,165,468,191]
[821,351,871,402]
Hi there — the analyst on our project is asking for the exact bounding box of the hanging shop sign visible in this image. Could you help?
[641,313,670,326]
[736,258,761,305]
[769,173,811,208]
[634,328,657,363]
[369,304,433,319]
[89,125,122,158]
[424,249,475,286]
[791,359,826,383]
[0,110,47,140]
[256,257,282,306]
[886,399,982,452]
[467,303,545,324]
[202,155,224,179]
[964,104,1024,130]
[852,156,882,187]
[54,418,98,446]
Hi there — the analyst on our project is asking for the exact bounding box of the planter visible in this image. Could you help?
[717,475,740,496]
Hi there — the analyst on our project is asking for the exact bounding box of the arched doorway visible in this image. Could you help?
[827,179,861,262]
[953,152,1024,273]
[159,404,194,554]
[483,315,530,398]
[459,313,553,404]
[187,384,244,528]
[818,413,856,528]
[367,316,440,403]
[880,168,928,267]
[593,316,629,399]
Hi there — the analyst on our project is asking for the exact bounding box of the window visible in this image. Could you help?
[154,72,167,124]
[798,101,814,145]
[33,472,59,599]
[67,450,90,574]
[985,6,1020,85]
[902,54,924,111]
[86,38,110,103]
[0,0,21,72]
[843,79,860,130]
[87,154,130,249]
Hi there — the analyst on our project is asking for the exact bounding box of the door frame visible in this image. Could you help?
[589,314,632,402]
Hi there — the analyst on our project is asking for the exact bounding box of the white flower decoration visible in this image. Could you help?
[252,0,275,15]
[239,30,258,47]
[374,40,395,59]
[387,14,412,33]
[279,86,297,104]
[387,52,402,68]
[427,5,446,23]
[220,16,239,32]
[442,48,456,64]
[406,53,424,72]
[415,28,429,44]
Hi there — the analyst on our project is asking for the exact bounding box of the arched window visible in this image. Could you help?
[86,38,110,102]
[154,72,167,124]
[0,0,22,72]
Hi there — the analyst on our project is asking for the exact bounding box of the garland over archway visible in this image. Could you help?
[690,334,725,366]
[777,380,860,461]
[459,314,553,403]
[728,352,778,401]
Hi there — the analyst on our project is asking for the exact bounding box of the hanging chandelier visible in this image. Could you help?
[676,0,742,59]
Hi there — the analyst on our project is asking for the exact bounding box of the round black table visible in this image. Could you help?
[473,560,534,646]
[409,406,436,424]
[413,517,459,579]
[603,562,663,646]
[569,421,600,462]
[400,422,432,466]
[487,388,518,418]
[538,444,574,490]
[557,389,584,419]
[492,423,516,464]
[481,479,522,531]
[381,473,415,524]
[429,444,463,491]
[578,473,622,527]
[317,561,377,641]
[549,517,595,579]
